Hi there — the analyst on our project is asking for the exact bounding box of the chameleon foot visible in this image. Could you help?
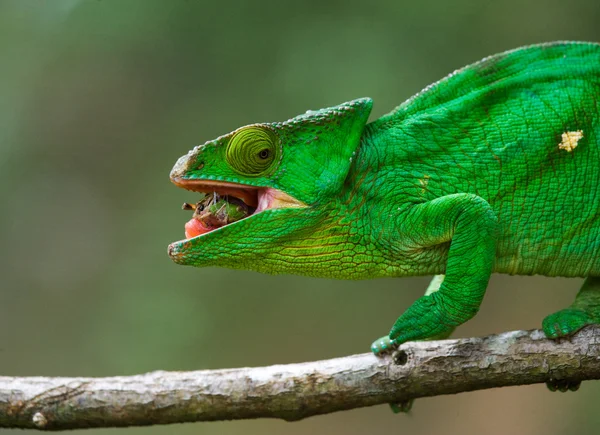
[542,308,596,339]
[370,339,414,414]
[390,400,414,413]
[546,379,581,392]
[388,294,458,345]
[371,336,397,355]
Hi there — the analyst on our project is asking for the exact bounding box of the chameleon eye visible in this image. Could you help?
[226,125,280,176]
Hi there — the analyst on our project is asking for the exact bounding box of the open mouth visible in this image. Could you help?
[171,178,306,240]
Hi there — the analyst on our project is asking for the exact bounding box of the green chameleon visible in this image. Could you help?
[168,42,600,383]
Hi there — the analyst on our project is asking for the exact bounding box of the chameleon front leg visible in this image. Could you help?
[372,194,498,354]
[386,275,454,413]
[420,274,457,340]
[371,275,454,353]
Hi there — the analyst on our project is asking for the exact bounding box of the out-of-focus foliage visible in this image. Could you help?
[1,0,599,434]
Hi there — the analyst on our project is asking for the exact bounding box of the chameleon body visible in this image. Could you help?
[168,42,600,361]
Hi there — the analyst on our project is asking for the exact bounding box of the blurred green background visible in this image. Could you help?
[1,0,599,434]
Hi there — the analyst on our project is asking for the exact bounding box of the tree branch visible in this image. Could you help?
[2,326,600,430]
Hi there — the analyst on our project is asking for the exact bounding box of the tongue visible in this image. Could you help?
[184,218,213,239]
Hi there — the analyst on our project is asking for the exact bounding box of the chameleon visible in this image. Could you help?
[168,42,600,382]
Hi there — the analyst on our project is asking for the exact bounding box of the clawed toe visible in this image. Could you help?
[371,336,397,355]
[389,399,414,413]
[546,379,581,392]
[542,309,594,339]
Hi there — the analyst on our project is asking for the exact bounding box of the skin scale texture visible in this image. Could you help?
[169,41,600,357]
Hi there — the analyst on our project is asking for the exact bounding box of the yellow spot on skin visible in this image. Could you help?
[419,174,430,195]
[558,130,583,152]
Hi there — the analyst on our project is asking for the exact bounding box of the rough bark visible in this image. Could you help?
[1,327,600,430]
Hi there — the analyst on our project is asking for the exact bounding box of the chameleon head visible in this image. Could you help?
[168,98,373,274]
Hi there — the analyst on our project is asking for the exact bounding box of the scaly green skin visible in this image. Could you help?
[169,42,600,365]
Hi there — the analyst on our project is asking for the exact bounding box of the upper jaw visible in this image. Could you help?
[171,177,262,208]
[170,177,306,212]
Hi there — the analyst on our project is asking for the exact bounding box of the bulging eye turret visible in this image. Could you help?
[225,125,280,176]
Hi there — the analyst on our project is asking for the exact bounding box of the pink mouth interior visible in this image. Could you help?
[182,188,276,239]
[173,178,304,241]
